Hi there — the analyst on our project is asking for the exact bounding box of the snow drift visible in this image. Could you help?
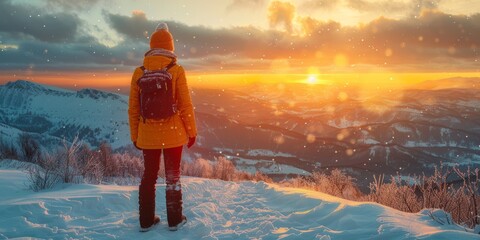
[0,166,478,239]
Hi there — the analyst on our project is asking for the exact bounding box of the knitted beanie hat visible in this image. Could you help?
[149,23,174,51]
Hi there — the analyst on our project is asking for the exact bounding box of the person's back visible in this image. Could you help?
[128,22,197,232]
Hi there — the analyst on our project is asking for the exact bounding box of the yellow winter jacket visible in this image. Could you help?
[128,54,197,149]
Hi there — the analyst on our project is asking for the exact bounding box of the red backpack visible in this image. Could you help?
[137,60,177,122]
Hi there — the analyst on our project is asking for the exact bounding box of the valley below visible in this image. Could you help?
[1,78,479,189]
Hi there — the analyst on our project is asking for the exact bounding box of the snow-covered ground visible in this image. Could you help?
[0,167,478,239]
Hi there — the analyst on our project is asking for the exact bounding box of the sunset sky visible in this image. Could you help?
[0,0,479,89]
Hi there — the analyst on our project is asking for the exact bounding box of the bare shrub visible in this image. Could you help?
[452,166,480,228]
[0,136,19,160]
[312,169,360,200]
[364,165,480,229]
[252,171,273,183]
[182,158,214,178]
[110,153,144,178]
[18,132,40,162]
[98,141,113,177]
[27,153,60,191]
[417,166,457,212]
[213,156,236,181]
[366,174,422,213]
[90,152,143,185]
[180,157,271,182]
[281,175,311,189]
[75,144,104,184]
[234,171,254,181]
[58,136,82,183]
[281,169,360,200]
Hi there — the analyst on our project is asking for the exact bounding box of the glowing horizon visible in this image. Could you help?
[1,71,479,92]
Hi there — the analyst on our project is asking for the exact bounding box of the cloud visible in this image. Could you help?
[292,10,480,67]
[413,0,442,10]
[410,0,442,15]
[345,0,443,16]
[299,0,340,11]
[105,10,156,42]
[106,11,254,58]
[226,0,267,11]
[46,0,101,11]
[298,0,443,17]
[346,0,407,13]
[1,1,478,74]
[0,34,144,71]
[104,8,480,72]
[0,0,80,42]
[268,1,296,33]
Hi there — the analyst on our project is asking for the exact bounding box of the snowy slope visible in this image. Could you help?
[0,80,130,149]
[0,167,478,239]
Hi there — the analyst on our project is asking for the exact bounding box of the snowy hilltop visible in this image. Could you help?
[0,166,478,239]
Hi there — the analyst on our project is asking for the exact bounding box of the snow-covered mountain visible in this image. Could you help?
[1,79,479,187]
[0,80,130,149]
[0,164,478,239]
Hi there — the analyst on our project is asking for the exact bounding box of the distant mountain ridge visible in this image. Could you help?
[413,77,480,90]
[0,80,129,149]
[76,88,123,101]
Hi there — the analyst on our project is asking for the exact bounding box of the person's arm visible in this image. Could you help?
[175,66,198,139]
[128,67,143,143]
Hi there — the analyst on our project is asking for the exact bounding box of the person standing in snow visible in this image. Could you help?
[128,22,197,232]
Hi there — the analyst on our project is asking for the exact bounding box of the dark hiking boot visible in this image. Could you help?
[168,215,187,231]
[139,181,157,230]
[139,215,160,232]
[166,188,184,228]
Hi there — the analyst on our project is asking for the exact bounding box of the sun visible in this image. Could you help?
[306,74,318,84]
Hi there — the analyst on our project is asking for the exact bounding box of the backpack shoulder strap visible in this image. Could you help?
[165,60,176,71]
[136,66,146,86]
